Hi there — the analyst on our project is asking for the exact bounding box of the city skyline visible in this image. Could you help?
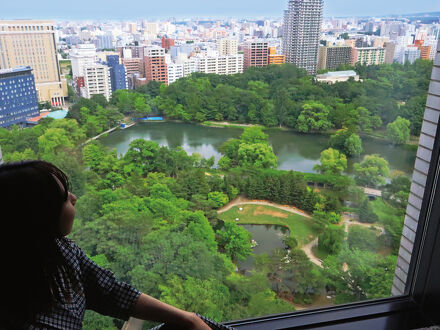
[1,0,440,20]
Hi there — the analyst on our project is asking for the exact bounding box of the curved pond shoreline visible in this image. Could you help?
[99,121,417,175]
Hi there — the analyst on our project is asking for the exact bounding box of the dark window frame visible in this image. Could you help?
[224,68,440,330]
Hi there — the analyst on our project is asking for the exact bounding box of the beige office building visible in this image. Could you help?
[0,20,66,106]
[217,39,238,56]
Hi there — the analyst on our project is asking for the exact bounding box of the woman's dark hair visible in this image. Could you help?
[0,160,79,320]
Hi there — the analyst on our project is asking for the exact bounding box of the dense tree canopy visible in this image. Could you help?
[386,116,411,145]
[354,154,390,187]
[314,148,347,175]
[0,60,424,326]
[218,126,277,170]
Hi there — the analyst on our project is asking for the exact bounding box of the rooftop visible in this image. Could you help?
[0,66,32,76]
[317,70,358,78]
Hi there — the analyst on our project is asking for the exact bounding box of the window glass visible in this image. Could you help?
[0,1,439,328]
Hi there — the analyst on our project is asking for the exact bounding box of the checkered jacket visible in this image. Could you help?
[5,237,141,329]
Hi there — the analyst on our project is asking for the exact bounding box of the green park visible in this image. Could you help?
[0,60,429,327]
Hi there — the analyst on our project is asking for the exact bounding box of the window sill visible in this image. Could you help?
[224,296,422,330]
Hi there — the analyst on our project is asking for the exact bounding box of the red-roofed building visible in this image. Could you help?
[26,111,51,126]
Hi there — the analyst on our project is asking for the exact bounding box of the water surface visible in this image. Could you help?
[99,122,417,175]
[238,224,289,274]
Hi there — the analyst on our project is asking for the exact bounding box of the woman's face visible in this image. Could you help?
[59,191,77,236]
[53,175,78,236]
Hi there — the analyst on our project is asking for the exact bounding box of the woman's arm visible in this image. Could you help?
[132,293,211,330]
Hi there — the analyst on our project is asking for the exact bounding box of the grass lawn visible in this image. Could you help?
[218,204,317,246]
[371,199,402,224]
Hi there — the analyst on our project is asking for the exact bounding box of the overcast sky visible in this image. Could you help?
[1,0,440,20]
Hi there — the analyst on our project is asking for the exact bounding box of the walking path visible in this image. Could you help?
[218,198,385,269]
[217,196,311,218]
[301,237,322,267]
[341,215,385,235]
[79,123,135,147]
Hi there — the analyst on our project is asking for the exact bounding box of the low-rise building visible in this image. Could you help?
[197,54,243,75]
[268,47,286,65]
[316,70,360,84]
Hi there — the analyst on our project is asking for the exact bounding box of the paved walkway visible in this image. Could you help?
[80,123,135,147]
[301,237,322,267]
[341,214,385,235]
[217,196,311,218]
[218,199,385,269]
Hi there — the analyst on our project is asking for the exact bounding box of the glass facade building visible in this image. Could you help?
[106,55,127,92]
[0,66,39,127]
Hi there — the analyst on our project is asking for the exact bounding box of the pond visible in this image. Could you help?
[99,122,417,175]
[238,224,289,274]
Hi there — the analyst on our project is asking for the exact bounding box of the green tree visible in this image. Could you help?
[207,191,229,208]
[240,126,268,144]
[216,222,252,261]
[219,127,277,169]
[122,139,160,176]
[329,129,363,157]
[38,128,74,155]
[399,95,426,135]
[51,119,86,144]
[386,116,411,145]
[296,102,332,133]
[323,249,396,303]
[383,174,411,209]
[237,143,278,169]
[358,199,379,223]
[354,154,389,187]
[348,226,380,252]
[133,96,151,118]
[159,276,230,322]
[318,225,345,254]
[314,148,347,175]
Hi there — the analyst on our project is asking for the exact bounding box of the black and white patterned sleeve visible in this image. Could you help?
[69,240,141,320]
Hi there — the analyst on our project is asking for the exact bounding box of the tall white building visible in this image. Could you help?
[70,44,97,77]
[81,64,112,100]
[196,54,243,75]
[167,63,184,84]
[217,39,238,56]
[182,58,198,77]
[282,0,324,74]
[424,36,439,60]
[398,47,421,64]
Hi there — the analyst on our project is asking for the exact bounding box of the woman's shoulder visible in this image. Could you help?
[55,237,85,264]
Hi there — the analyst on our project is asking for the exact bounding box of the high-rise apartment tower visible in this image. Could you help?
[0,20,67,106]
[282,0,324,74]
[144,46,168,85]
